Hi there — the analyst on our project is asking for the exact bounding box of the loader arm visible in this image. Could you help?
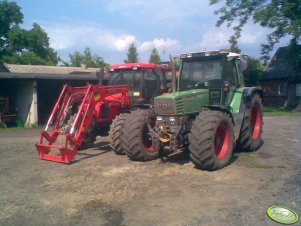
[36,84,129,163]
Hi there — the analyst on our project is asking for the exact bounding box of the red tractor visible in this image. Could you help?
[36,63,170,163]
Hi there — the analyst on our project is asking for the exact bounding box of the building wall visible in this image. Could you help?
[262,80,299,107]
[14,80,38,127]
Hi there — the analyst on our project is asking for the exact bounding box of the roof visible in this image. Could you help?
[0,72,98,80]
[0,63,9,72]
[261,45,301,81]
[110,63,170,70]
[4,63,100,74]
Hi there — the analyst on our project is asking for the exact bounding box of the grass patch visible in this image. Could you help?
[246,162,274,169]
[237,154,274,169]
[277,164,287,169]
[0,125,44,132]
[263,106,301,117]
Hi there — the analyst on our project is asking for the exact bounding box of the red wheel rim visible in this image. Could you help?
[214,124,230,159]
[142,124,156,152]
[250,105,261,140]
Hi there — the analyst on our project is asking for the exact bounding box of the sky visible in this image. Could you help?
[15,0,290,64]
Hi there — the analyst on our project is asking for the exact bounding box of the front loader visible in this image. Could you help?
[36,63,170,163]
[35,84,130,163]
[120,50,263,171]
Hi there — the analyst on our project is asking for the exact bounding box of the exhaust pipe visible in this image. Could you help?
[169,55,177,93]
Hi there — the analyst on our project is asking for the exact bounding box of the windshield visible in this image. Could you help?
[179,60,221,91]
[109,71,141,90]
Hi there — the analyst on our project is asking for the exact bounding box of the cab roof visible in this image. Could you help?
[180,49,241,60]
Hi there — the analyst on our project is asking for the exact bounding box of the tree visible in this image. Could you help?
[68,47,107,68]
[0,0,23,57]
[149,48,161,63]
[0,1,59,65]
[3,23,59,65]
[243,57,264,86]
[210,0,301,59]
[124,42,138,63]
[211,0,301,110]
[69,51,82,67]
[229,36,241,53]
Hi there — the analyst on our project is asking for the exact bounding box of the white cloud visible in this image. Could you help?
[196,23,266,51]
[44,21,136,51]
[240,24,265,44]
[139,38,178,51]
[114,35,136,51]
[41,20,180,63]
[199,30,230,50]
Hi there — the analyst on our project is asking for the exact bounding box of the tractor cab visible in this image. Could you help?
[109,63,169,105]
[179,50,246,108]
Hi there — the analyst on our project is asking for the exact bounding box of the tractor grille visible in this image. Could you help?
[175,98,184,114]
[154,98,175,115]
[210,90,221,105]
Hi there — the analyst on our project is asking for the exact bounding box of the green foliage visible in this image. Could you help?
[287,38,301,73]
[229,36,241,53]
[124,42,138,63]
[0,0,23,55]
[0,1,58,65]
[3,51,53,65]
[149,48,161,63]
[69,47,108,68]
[243,57,264,86]
[210,0,301,60]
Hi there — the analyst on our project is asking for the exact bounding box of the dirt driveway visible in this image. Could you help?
[0,116,300,226]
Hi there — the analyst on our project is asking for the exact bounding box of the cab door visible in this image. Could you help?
[224,59,240,106]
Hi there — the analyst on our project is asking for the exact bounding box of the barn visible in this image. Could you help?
[0,63,99,127]
[261,46,301,108]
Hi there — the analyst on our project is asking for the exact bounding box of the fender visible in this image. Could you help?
[239,87,263,113]
[203,105,234,123]
[204,87,263,141]
[233,87,263,140]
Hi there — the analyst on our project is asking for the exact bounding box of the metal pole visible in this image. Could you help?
[171,57,177,93]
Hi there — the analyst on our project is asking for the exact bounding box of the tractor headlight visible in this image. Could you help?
[157,116,163,121]
[169,117,176,121]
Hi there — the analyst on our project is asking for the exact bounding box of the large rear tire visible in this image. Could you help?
[236,93,263,152]
[109,113,128,155]
[121,109,159,161]
[189,110,235,171]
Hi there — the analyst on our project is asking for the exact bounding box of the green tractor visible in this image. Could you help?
[119,50,263,171]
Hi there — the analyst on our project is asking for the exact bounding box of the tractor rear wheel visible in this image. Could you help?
[189,110,235,171]
[236,93,263,152]
[109,113,128,155]
[121,109,159,161]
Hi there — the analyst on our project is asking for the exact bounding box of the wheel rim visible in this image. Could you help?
[142,123,156,152]
[250,105,261,140]
[214,124,230,159]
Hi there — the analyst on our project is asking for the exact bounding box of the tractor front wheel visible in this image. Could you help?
[109,113,128,155]
[121,109,159,161]
[189,110,235,171]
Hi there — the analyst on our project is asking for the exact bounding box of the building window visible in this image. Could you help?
[278,83,287,96]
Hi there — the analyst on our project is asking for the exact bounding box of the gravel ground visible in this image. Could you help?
[0,116,300,226]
